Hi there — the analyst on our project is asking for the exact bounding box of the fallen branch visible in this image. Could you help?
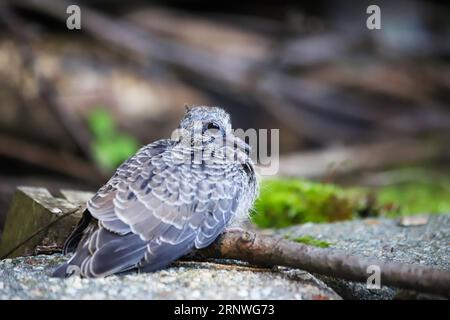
[197,230,450,298]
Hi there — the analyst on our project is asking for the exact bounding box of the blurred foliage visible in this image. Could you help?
[377,182,450,216]
[252,177,450,228]
[88,108,139,172]
[284,235,332,248]
[371,167,450,217]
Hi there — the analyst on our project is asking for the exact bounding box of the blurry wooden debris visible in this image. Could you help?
[127,8,272,62]
[12,0,450,145]
[1,3,107,166]
[0,38,207,147]
[0,187,91,258]
[0,0,447,187]
[278,139,443,179]
[278,33,353,67]
[0,134,104,184]
[399,215,429,227]
[357,167,446,187]
[259,72,450,141]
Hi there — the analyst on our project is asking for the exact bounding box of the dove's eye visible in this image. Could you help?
[207,123,220,131]
[203,122,221,134]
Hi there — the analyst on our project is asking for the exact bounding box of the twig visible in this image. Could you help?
[34,245,63,255]
[197,230,450,298]
[173,260,271,273]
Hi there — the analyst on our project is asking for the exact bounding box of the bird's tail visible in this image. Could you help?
[52,262,71,278]
[51,242,91,278]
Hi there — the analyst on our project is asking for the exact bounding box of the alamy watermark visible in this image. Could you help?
[66,5,81,30]
[367,5,381,30]
[366,265,381,289]
[66,4,381,31]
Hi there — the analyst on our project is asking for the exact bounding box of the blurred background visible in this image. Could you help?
[0,0,449,231]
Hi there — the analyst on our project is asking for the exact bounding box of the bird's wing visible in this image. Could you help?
[87,139,171,235]
[58,139,248,277]
[135,163,246,273]
[53,140,170,278]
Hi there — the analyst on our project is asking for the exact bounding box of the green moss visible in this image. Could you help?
[252,174,450,229]
[366,167,450,217]
[285,235,333,248]
[252,179,364,228]
[376,182,450,216]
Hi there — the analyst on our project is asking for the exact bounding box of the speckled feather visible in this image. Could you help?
[53,106,258,278]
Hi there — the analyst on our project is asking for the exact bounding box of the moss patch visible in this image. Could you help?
[252,179,364,228]
[251,175,450,229]
[284,235,333,248]
[376,182,450,216]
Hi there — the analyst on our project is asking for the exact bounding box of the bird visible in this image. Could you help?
[52,106,259,278]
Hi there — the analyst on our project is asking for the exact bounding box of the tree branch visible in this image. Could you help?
[197,230,450,298]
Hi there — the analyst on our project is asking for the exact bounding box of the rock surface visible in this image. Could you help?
[0,255,340,300]
[278,214,450,299]
[0,214,448,300]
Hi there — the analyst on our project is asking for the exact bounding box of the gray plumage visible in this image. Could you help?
[53,106,258,278]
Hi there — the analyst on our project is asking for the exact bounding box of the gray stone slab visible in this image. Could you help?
[0,255,341,300]
[278,214,450,299]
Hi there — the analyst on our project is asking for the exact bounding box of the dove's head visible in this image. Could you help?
[175,105,251,158]
[179,106,232,135]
